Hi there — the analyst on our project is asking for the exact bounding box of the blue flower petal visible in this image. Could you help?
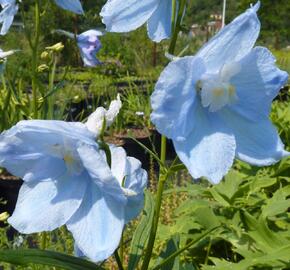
[124,157,147,222]
[109,146,147,222]
[100,0,159,33]
[0,120,95,181]
[151,56,206,141]
[229,47,289,121]
[219,109,289,166]
[0,1,18,35]
[173,102,236,184]
[14,120,96,144]
[110,145,128,185]
[8,172,88,233]
[67,182,125,262]
[147,0,172,42]
[196,1,260,72]
[54,0,84,15]
[77,144,126,203]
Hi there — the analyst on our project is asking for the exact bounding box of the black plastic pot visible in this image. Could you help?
[114,128,176,172]
[0,178,23,226]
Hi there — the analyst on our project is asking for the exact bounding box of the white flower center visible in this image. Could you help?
[196,62,241,112]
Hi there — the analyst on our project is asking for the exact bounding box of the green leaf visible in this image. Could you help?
[203,244,290,270]
[250,176,277,192]
[209,189,230,207]
[241,211,289,252]
[128,190,155,270]
[193,207,220,230]
[155,234,180,270]
[213,170,245,202]
[0,249,100,270]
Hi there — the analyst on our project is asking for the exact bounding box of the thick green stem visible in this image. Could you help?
[168,0,187,55]
[141,1,187,269]
[32,0,40,119]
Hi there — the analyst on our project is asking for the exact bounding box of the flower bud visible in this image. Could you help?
[0,212,9,222]
[40,51,50,60]
[37,64,49,73]
[45,42,64,52]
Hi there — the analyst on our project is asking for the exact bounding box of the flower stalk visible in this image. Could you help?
[31,0,41,119]
[141,1,186,269]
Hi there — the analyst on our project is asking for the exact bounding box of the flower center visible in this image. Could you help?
[196,62,240,112]
[62,150,83,175]
[51,142,83,175]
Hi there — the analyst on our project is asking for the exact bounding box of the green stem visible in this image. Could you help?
[141,1,187,269]
[120,232,124,264]
[168,0,187,55]
[1,74,10,130]
[152,227,219,270]
[48,55,57,119]
[204,237,212,265]
[32,0,40,119]
[114,250,125,270]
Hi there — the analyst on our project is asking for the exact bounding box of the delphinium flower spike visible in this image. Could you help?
[100,0,174,42]
[150,1,289,184]
[0,98,147,262]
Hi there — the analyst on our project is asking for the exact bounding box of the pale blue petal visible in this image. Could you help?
[74,244,85,258]
[219,109,289,166]
[100,0,159,33]
[110,145,128,185]
[0,1,18,35]
[0,129,65,181]
[0,120,95,181]
[8,172,88,233]
[77,143,126,203]
[151,56,205,141]
[196,1,260,72]
[54,0,84,15]
[229,47,289,121]
[147,0,172,42]
[109,146,147,222]
[124,157,147,222]
[174,102,236,184]
[67,182,125,262]
[13,120,96,144]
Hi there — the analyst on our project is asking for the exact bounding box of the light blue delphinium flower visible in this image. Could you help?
[0,0,83,36]
[0,113,147,261]
[100,0,173,42]
[151,1,289,184]
[55,29,103,67]
[0,0,18,35]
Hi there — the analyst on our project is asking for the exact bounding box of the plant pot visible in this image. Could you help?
[0,176,23,226]
[110,128,176,172]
